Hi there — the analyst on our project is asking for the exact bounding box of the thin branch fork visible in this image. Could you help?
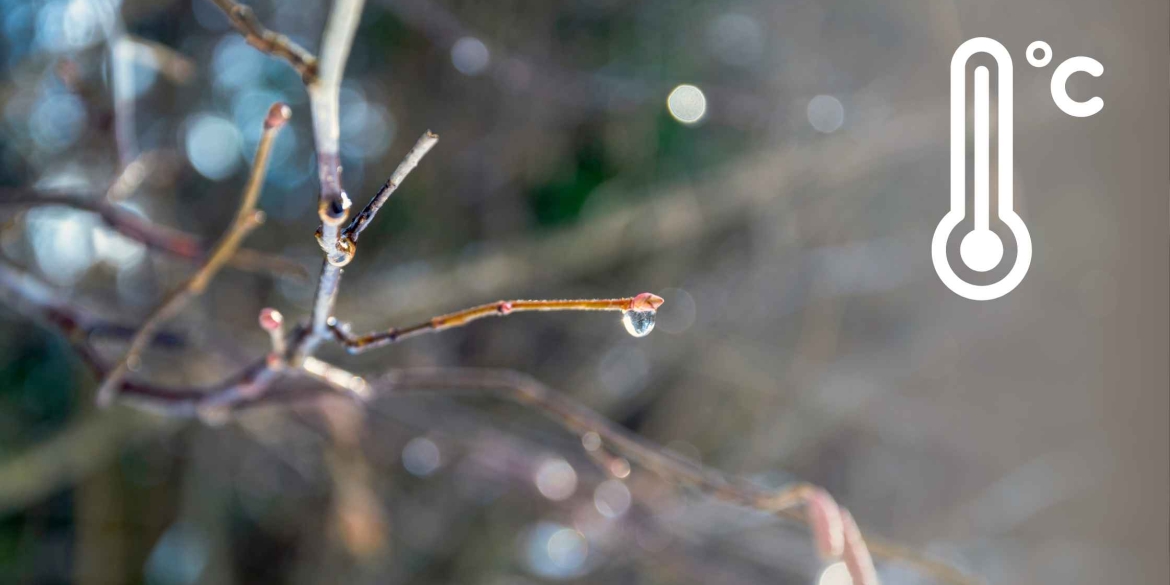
[94,104,291,407]
[209,0,318,82]
[329,293,664,353]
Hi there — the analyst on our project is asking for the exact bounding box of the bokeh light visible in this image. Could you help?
[666,84,707,124]
[184,113,243,179]
[451,37,490,76]
[402,437,442,477]
[534,457,577,501]
[807,94,845,133]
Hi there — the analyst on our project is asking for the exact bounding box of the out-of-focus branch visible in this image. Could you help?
[0,189,308,281]
[374,368,979,585]
[329,293,663,354]
[95,104,291,407]
[343,131,439,243]
[0,409,170,515]
[208,0,318,82]
[121,37,196,85]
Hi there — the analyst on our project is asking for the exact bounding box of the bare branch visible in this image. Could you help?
[329,293,664,353]
[208,0,319,82]
[374,368,978,585]
[343,131,439,243]
[121,37,196,85]
[0,189,308,281]
[95,103,291,407]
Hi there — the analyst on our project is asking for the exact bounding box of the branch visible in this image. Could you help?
[208,0,319,82]
[343,131,439,243]
[95,104,291,407]
[329,293,664,354]
[0,189,308,281]
[374,368,978,585]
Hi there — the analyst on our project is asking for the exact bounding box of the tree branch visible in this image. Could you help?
[374,368,978,585]
[208,0,319,82]
[0,189,308,281]
[95,104,291,407]
[343,131,439,243]
[328,293,664,354]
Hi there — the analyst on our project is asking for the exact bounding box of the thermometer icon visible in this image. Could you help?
[932,37,1032,301]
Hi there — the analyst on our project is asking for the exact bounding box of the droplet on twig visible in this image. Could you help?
[621,310,657,337]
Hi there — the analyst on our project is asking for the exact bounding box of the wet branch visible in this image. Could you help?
[329,293,664,354]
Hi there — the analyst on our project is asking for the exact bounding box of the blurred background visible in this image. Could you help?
[0,0,1165,584]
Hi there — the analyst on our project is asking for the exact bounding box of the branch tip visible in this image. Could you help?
[265,102,292,128]
[630,292,664,311]
[258,308,284,331]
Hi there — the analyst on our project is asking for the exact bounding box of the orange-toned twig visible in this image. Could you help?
[328,293,664,353]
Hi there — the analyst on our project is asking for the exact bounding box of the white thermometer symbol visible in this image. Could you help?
[932,37,1032,301]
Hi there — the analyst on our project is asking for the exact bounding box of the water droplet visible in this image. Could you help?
[621,310,656,337]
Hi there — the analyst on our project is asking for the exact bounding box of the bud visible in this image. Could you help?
[259,308,284,331]
[264,102,292,129]
[631,292,665,312]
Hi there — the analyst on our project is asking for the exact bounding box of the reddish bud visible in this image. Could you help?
[631,292,665,312]
[497,301,514,314]
[259,308,284,331]
[264,103,292,129]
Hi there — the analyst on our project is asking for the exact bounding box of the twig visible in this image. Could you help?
[95,104,291,407]
[121,37,196,85]
[0,260,280,414]
[101,4,137,168]
[208,0,318,82]
[375,368,978,585]
[343,131,439,243]
[329,293,664,353]
[0,189,309,280]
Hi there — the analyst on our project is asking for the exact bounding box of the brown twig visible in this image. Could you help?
[329,293,664,353]
[208,0,319,83]
[0,189,308,281]
[95,104,291,407]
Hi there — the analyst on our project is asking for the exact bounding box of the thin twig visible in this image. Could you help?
[102,4,136,168]
[375,368,979,585]
[343,131,439,243]
[95,104,291,407]
[208,0,318,82]
[121,37,196,85]
[0,189,308,280]
[329,293,664,353]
